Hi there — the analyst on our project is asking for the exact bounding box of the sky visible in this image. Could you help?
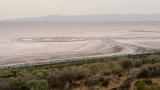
[0,0,160,20]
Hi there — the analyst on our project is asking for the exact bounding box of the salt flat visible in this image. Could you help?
[0,21,160,66]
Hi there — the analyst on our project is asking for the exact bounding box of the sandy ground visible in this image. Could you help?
[0,21,160,67]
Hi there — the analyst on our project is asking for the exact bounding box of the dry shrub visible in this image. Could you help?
[119,60,133,69]
[48,67,91,89]
[84,74,110,87]
[129,63,160,79]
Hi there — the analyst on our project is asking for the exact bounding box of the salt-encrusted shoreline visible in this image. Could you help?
[0,37,158,68]
[1,50,158,68]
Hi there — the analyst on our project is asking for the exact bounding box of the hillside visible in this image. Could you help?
[0,54,160,90]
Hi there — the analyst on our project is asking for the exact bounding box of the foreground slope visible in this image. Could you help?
[0,54,160,90]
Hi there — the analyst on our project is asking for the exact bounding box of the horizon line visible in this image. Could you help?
[1,13,160,21]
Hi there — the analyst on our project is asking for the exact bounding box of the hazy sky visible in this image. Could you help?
[0,0,160,20]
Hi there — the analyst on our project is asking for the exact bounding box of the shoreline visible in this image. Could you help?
[1,52,159,68]
[0,37,158,68]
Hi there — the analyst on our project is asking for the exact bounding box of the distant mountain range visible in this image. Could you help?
[5,14,160,22]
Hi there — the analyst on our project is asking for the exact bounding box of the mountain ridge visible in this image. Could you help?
[3,14,160,22]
